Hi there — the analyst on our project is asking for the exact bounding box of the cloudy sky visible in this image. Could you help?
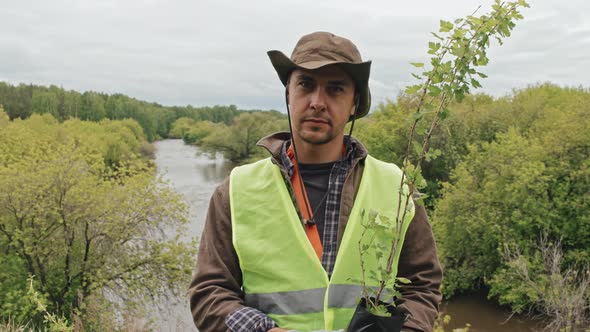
[1,0,589,111]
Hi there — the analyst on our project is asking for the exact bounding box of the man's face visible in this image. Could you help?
[287,65,356,146]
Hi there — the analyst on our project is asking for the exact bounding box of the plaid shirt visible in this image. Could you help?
[226,138,355,332]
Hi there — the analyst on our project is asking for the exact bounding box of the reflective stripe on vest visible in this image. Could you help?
[230,155,415,330]
[244,284,378,315]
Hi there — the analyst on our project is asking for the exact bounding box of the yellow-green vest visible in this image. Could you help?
[229,155,415,331]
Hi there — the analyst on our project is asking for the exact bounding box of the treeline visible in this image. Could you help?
[170,111,289,163]
[0,109,196,329]
[0,81,263,142]
[354,84,590,320]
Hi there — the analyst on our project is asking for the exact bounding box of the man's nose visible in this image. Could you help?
[310,86,327,112]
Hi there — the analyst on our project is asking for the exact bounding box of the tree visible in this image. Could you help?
[62,90,82,120]
[200,112,288,163]
[169,117,195,139]
[432,86,590,307]
[80,92,106,121]
[105,94,126,120]
[493,239,589,331]
[31,90,59,118]
[0,114,196,328]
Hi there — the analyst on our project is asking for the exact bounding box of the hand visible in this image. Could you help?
[268,328,289,332]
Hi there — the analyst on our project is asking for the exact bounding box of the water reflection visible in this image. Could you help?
[152,139,234,331]
[197,155,235,183]
[154,139,233,237]
[440,291,541,332]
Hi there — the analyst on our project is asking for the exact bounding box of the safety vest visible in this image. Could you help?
[229,155,415,331]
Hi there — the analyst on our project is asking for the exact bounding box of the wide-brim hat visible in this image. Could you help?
[267,31,372,120]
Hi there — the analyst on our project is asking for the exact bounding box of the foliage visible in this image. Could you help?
[356,83,590,322]
[179,111,288,163]
[356,0,529,313]
[355,209,412,309]
[0,82,259,142]
[172,104,242,125]
[432,84,590,302]
[0,111,196,329]
[433,313,471,332]
[31,91,59,119]
[168,117,196,139]
[0,81,280,144]
[26,277,74,332]
[490,239,589,331]
[80,91,107,122]
[183,121,220,145]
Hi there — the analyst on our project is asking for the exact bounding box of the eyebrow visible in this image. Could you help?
[327,79,352,87]
[293,73,352,86]
[294,73,315,82]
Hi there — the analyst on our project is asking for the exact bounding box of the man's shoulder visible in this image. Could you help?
[212,176,231,202]
[229,157,273,176]
[365,154,402,172]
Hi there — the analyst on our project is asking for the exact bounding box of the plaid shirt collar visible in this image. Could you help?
[280,136,357,177]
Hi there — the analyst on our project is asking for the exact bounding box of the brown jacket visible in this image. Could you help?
[189,132,442,332]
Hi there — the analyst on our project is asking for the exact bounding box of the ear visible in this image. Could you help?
[285,88,290,106]
[350,93,360,115]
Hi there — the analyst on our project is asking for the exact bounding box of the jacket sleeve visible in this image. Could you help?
[188,178,245,331]
[396,202,443,332]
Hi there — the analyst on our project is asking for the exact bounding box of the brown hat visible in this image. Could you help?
[267,31,372,120]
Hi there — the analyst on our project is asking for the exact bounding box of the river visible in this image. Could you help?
[153,139,541,332]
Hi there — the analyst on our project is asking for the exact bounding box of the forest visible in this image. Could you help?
[1,82,589,330]
[0,82,261,142]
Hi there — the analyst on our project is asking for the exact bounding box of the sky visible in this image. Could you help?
[1,0,589,112]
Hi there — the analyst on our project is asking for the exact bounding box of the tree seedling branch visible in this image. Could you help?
[358,0,530,313]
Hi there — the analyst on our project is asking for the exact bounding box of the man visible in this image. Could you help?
[190,31,442,332]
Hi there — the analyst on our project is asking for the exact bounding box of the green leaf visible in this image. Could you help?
[476,72,488,78]
[430,32,443,40]
[477,55,489,66]
[405,85,422,95]
[428,85,442,97]
[411,62,424,68]
[439,20,454,33]
[455,90,465,103]
[471,79,482,89]
[413,141,423,156]
[368,304,392,317]
[439,108,450,120]
[413,169,427,189]
[397,277,412,284]
[452,45,466,57]
[431,73,443,84]
[428,42,441,55]
[518,0,530,8]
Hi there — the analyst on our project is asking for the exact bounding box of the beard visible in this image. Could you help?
[299,130,335,145]
[296,121,337,145]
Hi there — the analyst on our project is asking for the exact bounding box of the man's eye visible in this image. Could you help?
[328,86,344,94]
[299,81,312,89]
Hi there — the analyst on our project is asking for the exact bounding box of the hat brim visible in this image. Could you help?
[267,50,372,120]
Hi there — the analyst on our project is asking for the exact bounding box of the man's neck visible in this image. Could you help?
[292,135,345,164]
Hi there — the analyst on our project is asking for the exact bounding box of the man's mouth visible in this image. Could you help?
[303,118,330,125]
